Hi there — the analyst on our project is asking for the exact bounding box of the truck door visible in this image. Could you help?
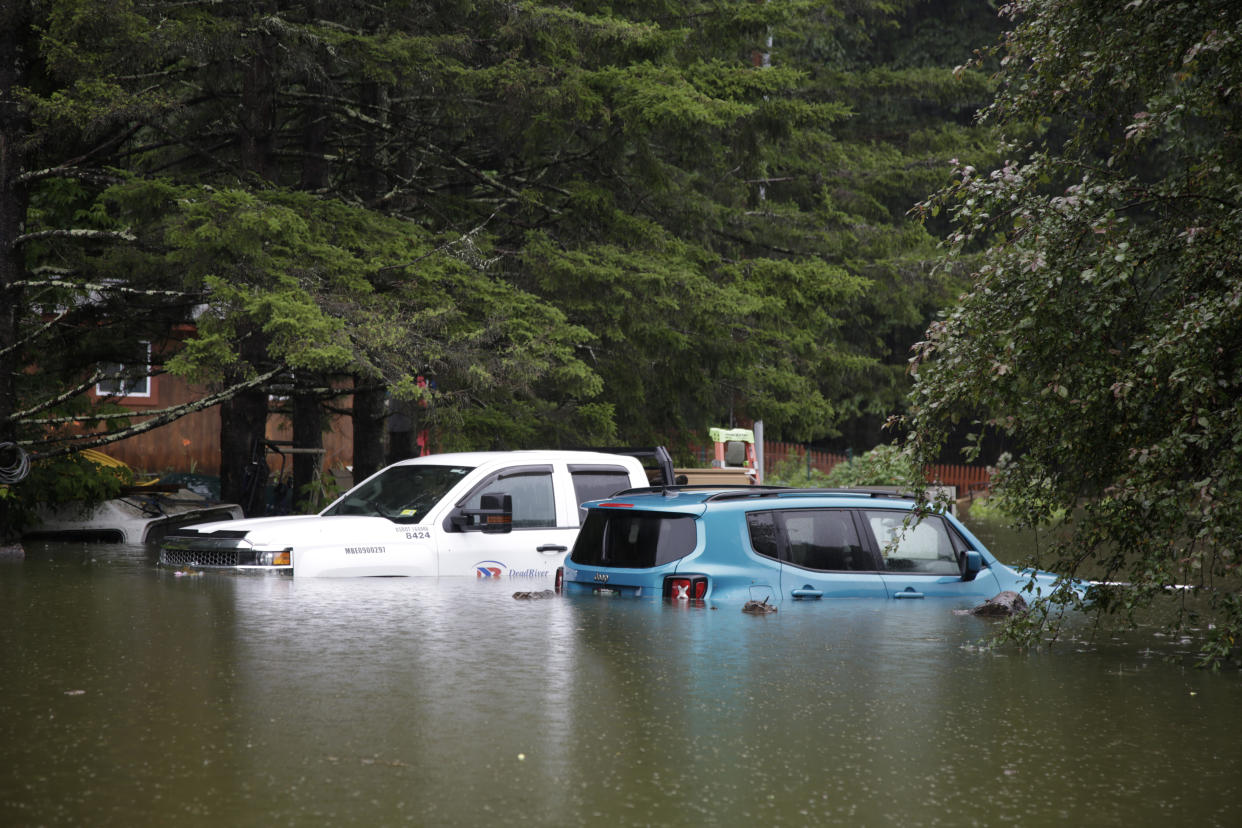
[440,464,577,581]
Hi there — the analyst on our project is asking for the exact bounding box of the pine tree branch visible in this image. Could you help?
[0,308,73,360]
[16,166,126,186]
[12,228,136,247]
[449,153,562,216]
[6,372,106,422]
[16,124,141,185]
[24,366,286,460]
[9,278,195,298]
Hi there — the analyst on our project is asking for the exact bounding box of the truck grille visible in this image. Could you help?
[160,547,241,567]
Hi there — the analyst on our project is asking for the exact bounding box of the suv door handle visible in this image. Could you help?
[791,586,823,600]
[893,588,925,599]
[537,544,568,554]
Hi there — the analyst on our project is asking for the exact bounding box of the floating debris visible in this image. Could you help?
[742,598,777,614]
[965,590,1028,617]
[512,590,556,600]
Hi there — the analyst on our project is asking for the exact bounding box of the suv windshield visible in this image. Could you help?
[570,509,697,568]
[322,465,474,523]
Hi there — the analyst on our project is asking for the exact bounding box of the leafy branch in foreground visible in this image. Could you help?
[906,0,1242,667]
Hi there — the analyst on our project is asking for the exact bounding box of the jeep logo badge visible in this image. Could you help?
[593,573,609,583]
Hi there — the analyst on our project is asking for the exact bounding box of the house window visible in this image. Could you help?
[96,341,153,398]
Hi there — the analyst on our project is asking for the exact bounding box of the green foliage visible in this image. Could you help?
[963,491,1065,528]
[767,442,922,488]
[907,0,1242,666]
[960,494,1009,524]
[823,443,920,487]
[6,454,132,535]
[765,452,834,488]
[2,0,1012,530]
[760,0,1008,445]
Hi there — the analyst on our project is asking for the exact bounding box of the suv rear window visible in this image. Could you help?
[570,509,697,568]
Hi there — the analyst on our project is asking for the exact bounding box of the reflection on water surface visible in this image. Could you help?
[1,541,1238,826]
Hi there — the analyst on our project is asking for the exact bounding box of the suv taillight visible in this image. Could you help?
[554,566,564,594]
[663,575,708,602]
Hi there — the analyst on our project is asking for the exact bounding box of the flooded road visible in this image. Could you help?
[2,539,1238,826]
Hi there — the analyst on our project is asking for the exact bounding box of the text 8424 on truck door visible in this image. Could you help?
[158,450,656,579]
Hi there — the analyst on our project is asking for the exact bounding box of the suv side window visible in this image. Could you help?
[462,467,556,529]
[568,465,634,521]
[746,509,874,571]
[746,511,780,560]
[865,510,959,575]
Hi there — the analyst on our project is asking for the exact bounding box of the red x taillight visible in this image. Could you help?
[663,575,708,602]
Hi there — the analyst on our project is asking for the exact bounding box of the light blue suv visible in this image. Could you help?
[558,487,1071,605]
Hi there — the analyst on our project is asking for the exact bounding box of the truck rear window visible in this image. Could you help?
[570,509,697,569]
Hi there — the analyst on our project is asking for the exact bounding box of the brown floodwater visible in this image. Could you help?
[1,529,1238,827]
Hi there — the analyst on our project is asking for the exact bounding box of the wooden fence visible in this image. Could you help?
[760,440,992,494]
[762,442,849,479]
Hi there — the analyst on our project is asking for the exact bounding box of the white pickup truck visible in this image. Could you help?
[158,449,669,579]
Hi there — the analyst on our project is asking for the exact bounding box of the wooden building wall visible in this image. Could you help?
[91,372,355,477]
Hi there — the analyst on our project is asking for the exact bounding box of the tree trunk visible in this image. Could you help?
[386,400,415,466]
[0,1,31,542]
[352,377,386,482]
[0,0,29,447]
[219,328,271,514]
[220,9,281,514]
[347,80,393,478]
[291,379,324,513]
[361,81,389,207]
[300,29,328,192]
[239,14,278,181]
[219,386,270,515]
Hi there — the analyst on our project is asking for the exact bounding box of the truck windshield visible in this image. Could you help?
[322,465,474,523]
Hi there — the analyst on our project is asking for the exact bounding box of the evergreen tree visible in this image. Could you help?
[777,0,1007,449]
[1,0,1006,533]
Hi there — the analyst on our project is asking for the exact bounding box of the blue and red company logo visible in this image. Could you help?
[475,561,505,579]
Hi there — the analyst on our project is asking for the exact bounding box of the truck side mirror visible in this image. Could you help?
[454,493,513,533]
[960,549,983,582]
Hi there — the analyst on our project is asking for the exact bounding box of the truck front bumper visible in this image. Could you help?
[159,531,292,573]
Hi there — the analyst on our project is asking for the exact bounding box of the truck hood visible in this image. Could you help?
[170,514,409,546]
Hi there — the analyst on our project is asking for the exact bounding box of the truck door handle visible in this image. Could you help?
[893,588,925,599]
[537,544,568,554]
[791,586,823,600]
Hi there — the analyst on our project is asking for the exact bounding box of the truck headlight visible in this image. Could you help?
[256,549,292,566]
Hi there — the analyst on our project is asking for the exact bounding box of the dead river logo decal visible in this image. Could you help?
[476,562,504,579]
[475,561,549,579]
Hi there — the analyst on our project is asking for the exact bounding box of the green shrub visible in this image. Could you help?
[765,452,833,487]
[767,443,921,488]
[823,443,919,487]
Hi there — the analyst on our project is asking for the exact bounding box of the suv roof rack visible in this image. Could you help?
[611,483,757,498]
[703,487,922,503]
[606,485,925,503]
